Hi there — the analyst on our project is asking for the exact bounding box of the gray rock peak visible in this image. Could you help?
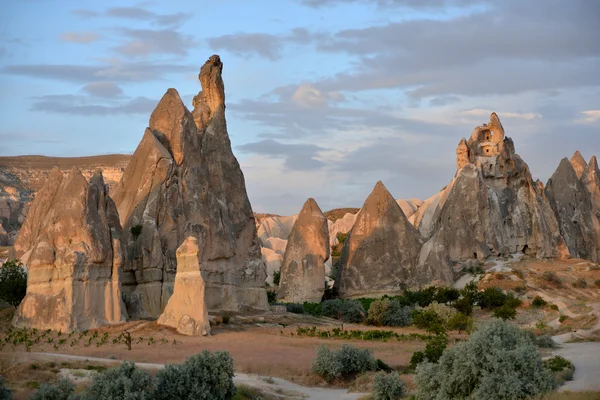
[570,151,587,179]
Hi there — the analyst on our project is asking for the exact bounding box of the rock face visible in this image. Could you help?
[12,169,127,331]
[0,155,129,245]
[157,237,210,336]
[112,55,268,319]
[277,198,330,303]
[417,113,568,271]
[338,181,424,298]
[570,151,587,179]
[582,156,600,219]
[545,158,600,262]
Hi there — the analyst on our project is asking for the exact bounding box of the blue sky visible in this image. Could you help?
[1,0,599,214]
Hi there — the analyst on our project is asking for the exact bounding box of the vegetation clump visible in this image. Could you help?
[0,259,27,307]
[84,361,155,399]
[0,376,11,400]
[321,299,366,323]
[312,344,378,381]
[372,372,406,400]
[367,299,412,327]
[531,295,548,308]
[31,379,75,400]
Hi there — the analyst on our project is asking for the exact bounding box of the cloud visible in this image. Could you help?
[81,82,123,98]
[72,9,99,18]
[73,7,188,26]
[30,94,156,115]
[1,61,190,83]
[60,32,100,43]
[300,0,482,8]
[114,28,195,57]
[576,110,600,124]
[238,139,326,170]
[461,109,542,120]
[291,84,343,108]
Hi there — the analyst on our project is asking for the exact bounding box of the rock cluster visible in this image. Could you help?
[111,55,267,319]
[12,169,127,331]
[277,198,330,303]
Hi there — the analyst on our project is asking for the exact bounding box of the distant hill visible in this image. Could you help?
[324,207,360,222]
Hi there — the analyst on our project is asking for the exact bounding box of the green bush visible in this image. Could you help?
[367,299,412,327]
[492,304,517,320]
[414,319,555,400]
[451,296,473,316]
[0,376,11,400]
[155,350,235,400]
[31,379,75,400]
[544,355,573,373]
[531,296,547,308]
[572,278,587,288]
[321,299,365,323]
[266,290,277,304]
[536,334,557,348]
[478,287,507,309]
[433,287,460,304]
[372,372,406,400]
[410,335,448,369]
[303,302,322,316]
[285,303,304,314]
[542,271,562,286]
[446,312,472,333]
[559,315,568,323]
[83,361,155,400]
[0,259,27,307]
[412,309,444,333]
[311,344,377,381]
[336,232,348,245]
[272,270,280,286]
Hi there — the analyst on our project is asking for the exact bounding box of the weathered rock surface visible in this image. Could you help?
[157,237,210,336]
[112,55,268,319]
[277,198,330,303]
[417,113,568,272]
[0,155,129,245]
[261,247,283,286]
[545,158,600,262]
[12,169,127,331]
[582,156,600,219]
[338,181,424,298]
[570,151,587,180]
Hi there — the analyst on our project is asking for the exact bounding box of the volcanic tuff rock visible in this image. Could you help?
[570,151,587,180]
[277,198,330,303]
[12,169,127,331]
[416,113,568,270]
[545,158,600,262]
[157,237,211,336]
[582,156,600,219]
[111,55,268,319]
[338,181,424,298]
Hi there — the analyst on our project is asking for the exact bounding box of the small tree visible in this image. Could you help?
[83,361,155,399]
[372,372,406,400]
[446,312,472,333]
[0,376,11,400]
[31,379,75,400]
[312,344,377,381]
[0,259,27,307]
[272,270,281,286]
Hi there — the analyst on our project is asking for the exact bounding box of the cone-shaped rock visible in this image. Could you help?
[417,113,568,265]
[277,198,330,303]
[112,55,267,319]
[582,156,600,217]
[338,181,423,298]
[13,169,127,331]
[570,151,587,180]
[157,237,210,336]
[545,158,600,261]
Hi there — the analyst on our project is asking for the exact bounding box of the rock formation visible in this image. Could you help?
[157,237,211,336]
[277,198,330,303]
[417,113,568,271]
[12,169,127,331]
[338,181,424,298]
[570,151,587,179]
[582,156,600,219]
[545,158,600,262]
[112,55,268,319]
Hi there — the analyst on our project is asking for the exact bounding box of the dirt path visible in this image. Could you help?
[553,342,600,392]
[17,353,367,400]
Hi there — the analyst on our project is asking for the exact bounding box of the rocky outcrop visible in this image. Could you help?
[157,237,210,336]
[570,151,587,180]
[545,158,600,262]
[417,113,568,271]
[277,198,330,303]
[112,55,268,319]
[12,169,127,331]
[338,181,424,298]
[582,156,600,219]
[0,155,129,245]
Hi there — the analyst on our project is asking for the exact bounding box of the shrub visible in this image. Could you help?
[595,279,600,288]
[0,259,27,307]
[559,315,568,323]
[285,303,304,314]
[414,319,555,400]
[544,355,572,373]
[372,372,406,400]
[434,287,460,304]
[155,351,235,400]
[410,335,448,369]
[336,232,348,245]
[266,290,277,304]
[321,299,365,323]
[0,376,11,400]
[83,361,155,399]
[542,271,562,286]
[451,296,473,316]
[412,309,443,332]
[531,296,548,308]
[31,379,75,400]
[404,287,438,307]
[303,302,322,316]
[572,278,587,289]
[536,334,557,348]
[493,304,517,320]
[479,288,507,309]
[423,302,456,324]
[549,304,559,311]
[311,345,377,381]
[272,270,280,286]
[446,312,472,333]
[367,299,412,327]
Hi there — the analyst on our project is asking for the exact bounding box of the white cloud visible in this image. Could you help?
[461,108,542,120]
[576,110,600,124]
[291,84,343,108]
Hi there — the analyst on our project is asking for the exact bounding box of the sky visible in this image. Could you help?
[1,0,599,215]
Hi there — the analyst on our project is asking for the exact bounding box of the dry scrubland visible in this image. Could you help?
[1,256,600,399]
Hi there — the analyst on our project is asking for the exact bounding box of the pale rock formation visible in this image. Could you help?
[338,181,425,298]
[158,237,211,336]
[277,198,330,303]
[418,113,568,271]
[396,199,420,219]
[261,247,283,286]
[545,158,600,262]
[263,237,287,255]
[582,156,600,219]
[12,169,127,331]
[257,215,297,244]
[570,151,587,180]
[329,212,357,247]
[112,55,267,319]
